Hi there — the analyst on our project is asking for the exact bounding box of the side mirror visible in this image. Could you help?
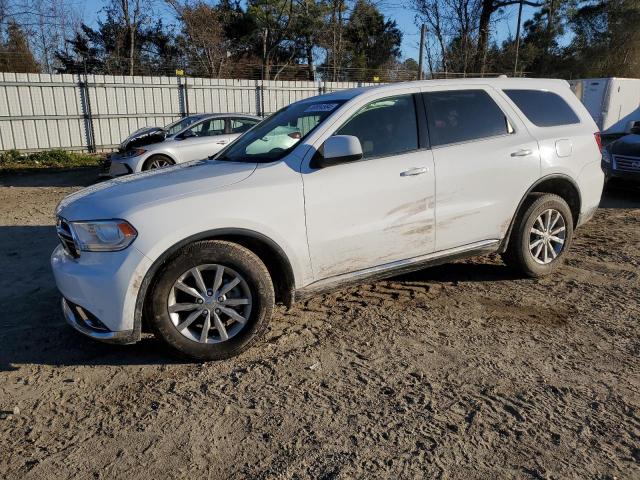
[311,135,363,169]
[629,121,640,135]
[179,129,196,140]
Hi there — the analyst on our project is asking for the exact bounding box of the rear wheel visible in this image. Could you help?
[143,155,174,170]
[502,194,574,277]
[148,240,275,360]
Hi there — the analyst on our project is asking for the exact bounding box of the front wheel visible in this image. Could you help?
[502,194,574,277]
[143,155,174,170]
[147,240,275,360]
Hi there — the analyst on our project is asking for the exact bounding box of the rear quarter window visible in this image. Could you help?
[504,89,580,127]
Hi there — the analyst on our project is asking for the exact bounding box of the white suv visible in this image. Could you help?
[51,79,604,360]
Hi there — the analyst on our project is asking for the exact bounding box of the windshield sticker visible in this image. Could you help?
[304,103,339,113]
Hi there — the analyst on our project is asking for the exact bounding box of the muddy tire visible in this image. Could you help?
[148,240,275,361]
[502,194,574,277]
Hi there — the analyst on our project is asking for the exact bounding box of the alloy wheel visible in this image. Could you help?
[529,208,566,265]
[167,264,252,343]
[149,158,172,169]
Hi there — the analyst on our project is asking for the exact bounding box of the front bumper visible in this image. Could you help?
[62,298,137,344]
[602,159,640,183]
[51,244,153,341]
[99,154,135,177]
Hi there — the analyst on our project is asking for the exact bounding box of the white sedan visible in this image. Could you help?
[103,114,261,176]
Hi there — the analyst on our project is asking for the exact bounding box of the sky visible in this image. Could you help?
[81,0,537,63]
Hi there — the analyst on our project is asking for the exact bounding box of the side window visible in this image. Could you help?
[423,90,510,147]
[230,118,258,134]
[335,95,418,159]
[504,89,580,127]
[188,119,225,137]
[297,115,321,136]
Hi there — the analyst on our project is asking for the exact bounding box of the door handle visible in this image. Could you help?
[511,149,533,157]
[400,167,428,177]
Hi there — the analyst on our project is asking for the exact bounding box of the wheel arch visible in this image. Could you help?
[500,174,581,252]
[134,228,296,333]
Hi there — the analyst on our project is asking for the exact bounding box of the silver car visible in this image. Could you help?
[103,114,261,176]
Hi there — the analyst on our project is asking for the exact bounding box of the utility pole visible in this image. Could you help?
[513,0,524,76]
[417,24,426,80]
[260,28,268,117]
[261,27,268,82]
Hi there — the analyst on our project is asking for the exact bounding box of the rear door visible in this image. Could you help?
[227,117,260,143]
[422,86,540,251]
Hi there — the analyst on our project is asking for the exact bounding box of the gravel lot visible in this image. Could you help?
[0,168,638,479]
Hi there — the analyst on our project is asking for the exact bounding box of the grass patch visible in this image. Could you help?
[0,149,103,171]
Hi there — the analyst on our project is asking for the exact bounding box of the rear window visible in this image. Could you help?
[504,89,580,127]
[423,90,510,146]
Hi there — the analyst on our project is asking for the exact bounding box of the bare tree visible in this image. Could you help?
[31,0,81,73]
[475,0,540,73]
[413,0,481,75]
[0,0,81,73]
[109,0,149,75]
[167,0,228,77]
[319,0,350,81]
[248,0,295,81]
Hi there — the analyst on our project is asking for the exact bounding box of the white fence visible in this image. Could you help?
[0,73,372,153]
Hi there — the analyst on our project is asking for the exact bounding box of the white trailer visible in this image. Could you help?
[570,78,640,137]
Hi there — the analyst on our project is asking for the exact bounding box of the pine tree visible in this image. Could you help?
[0,21,40,73]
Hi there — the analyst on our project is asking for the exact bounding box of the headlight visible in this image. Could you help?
[122,148,146,158]
[69,220,137,252]
[602,149,611,163]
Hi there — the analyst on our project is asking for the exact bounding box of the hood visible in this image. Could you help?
[57,160,257,221]
[608,134,640,156]
[119,127,167,152]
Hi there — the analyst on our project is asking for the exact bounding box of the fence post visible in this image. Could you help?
[261,79,266,117]
[184,78,190,115]
[178,77,189,117]
[255,79,265,117]
[319,80,328,96]
[78,72,96,153]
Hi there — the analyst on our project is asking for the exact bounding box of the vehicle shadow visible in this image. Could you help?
[599,182,640,209]
[0,167,101,188]
[393,260,523,284]
[0,225,187,372]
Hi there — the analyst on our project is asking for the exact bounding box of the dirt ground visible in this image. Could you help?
[0,168,638,479]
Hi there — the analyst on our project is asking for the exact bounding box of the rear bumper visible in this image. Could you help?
[61,298,137,344]
[577,160,605,227]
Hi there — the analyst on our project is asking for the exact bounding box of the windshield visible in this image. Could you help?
[165,116,204,136]
[216,100,345,162]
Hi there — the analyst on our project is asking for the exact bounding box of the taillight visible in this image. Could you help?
[288,132,301,139]
[594,132,602,151]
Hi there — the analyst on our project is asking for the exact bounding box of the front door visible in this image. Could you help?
[303,94,436,280]
[177,118,229,161]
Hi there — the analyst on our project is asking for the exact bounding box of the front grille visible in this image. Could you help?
[56,217,79,257]
[613,155,640,172]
